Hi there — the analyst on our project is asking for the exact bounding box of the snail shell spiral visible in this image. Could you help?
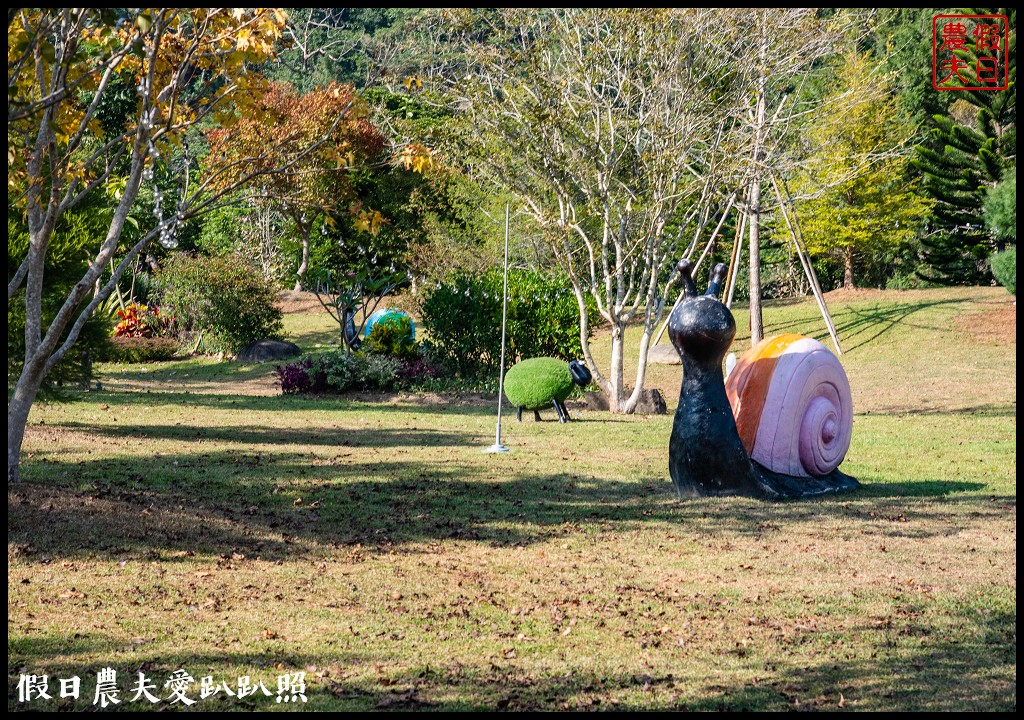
[724,333,852,478]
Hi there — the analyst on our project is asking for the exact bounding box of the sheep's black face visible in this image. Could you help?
[668,295,736,367]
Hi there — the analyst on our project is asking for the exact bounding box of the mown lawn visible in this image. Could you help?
[7,287,1016,711]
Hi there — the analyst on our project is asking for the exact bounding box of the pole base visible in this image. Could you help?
[483,443,510,454]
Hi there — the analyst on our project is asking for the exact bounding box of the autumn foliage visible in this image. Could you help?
[205,81,388,234]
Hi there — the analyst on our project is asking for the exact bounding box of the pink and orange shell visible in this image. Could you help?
[725,333,852,478]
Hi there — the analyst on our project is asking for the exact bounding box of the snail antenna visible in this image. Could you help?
[677,259,697,299]
[705,263,727,298]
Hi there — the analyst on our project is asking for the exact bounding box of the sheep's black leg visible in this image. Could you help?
[552,399,567,423]
[534,410,542,422]
[558,400,571,422]
[516,406,522,422]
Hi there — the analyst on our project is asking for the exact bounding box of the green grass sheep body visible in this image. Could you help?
[504,357,576,423]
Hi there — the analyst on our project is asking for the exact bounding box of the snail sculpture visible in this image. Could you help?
[667,260,859,500]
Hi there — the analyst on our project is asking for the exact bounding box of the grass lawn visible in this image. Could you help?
[8,286,1016,711]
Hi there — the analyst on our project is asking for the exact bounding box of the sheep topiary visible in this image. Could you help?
[503,357,592,423]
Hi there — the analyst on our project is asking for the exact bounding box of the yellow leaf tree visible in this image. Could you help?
[7,8,293,483]
[789,52,933,289]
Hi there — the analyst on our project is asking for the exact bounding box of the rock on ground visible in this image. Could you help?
[584,388,667,415]
[235,339,302,364]
[647,344,682,365]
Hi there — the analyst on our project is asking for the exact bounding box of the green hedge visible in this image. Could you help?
[420,269,595,377]
[990,247,1016,295]
[157,252,284,354]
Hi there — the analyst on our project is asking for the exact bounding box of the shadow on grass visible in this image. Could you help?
[58,422,475,449]
[8,605,1016,711]
[8,442,1009,562]
[863,403,1018,418]
[683,604,1016,712]
[829,299,969,352]
[735,298,967,353]
[9,451,679,560]
[56,388,505,417]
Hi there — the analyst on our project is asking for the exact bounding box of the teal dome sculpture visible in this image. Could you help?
[364,309,415,340]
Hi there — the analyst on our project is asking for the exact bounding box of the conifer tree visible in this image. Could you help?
[914,9,1015,284]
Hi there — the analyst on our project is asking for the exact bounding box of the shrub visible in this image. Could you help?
[984,168,1015,242]
[395,356,444,389]
[276,358,325,394]
[363,313,417,359]
[420,269,594,377]
[274,350,403,395]
[157,252,284,354]
[318,351,363,392]
[886,271,934,291]
[360,353,403,390]
[113,302,173,338]
[990,247,1016,295]
[503,357,574,410]
[106,336,179,363]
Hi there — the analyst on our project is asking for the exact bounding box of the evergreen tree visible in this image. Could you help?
[268,8,424,92]
[913,8,1015,284]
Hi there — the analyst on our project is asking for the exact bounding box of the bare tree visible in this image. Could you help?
[436,8,745,413]
[237,191,290,283]
[724,8,866,344]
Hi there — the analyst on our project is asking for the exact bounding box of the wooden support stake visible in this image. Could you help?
[770,175,842,355]
[692,194,736,277]
[724,190,748,309]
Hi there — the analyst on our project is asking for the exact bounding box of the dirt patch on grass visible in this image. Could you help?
[278,290,324,315]
[823,287,903,303]
[278,290,420,318]
[963,298,1016,344]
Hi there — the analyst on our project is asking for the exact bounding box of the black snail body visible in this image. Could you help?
[667,260,859,500]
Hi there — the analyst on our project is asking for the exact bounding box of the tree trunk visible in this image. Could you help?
[294,223,311,292]
[620,323,653,414]
[843,246,856,289]
[748,34,768,347]
[606,323,625,412]
[748,175,764,346]
[573,285,611,406]
[8,360,45,483]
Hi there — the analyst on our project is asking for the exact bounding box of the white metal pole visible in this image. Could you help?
[485,202,511,453]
